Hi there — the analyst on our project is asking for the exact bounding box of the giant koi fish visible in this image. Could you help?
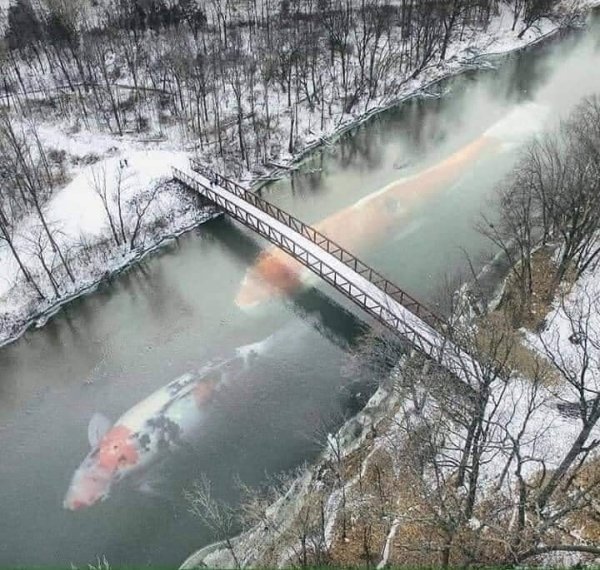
[63,338,271,510]
[236,103,549,309]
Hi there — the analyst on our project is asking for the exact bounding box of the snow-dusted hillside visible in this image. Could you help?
[0,136,214,344]
[182,256,600,569]
[0,0,598,348]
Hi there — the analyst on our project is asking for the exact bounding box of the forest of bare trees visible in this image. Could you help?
[0,0,560,171]
[189,280,600,567]
[0,0,570,329]
[480,95,600,324]
[0,1,598,566]
[179,66,600,570]
[323,94,600,569]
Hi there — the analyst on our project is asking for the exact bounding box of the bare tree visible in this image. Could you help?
[535,288,600,513]
[478,163,538,323]
[185,473,241,569]
[0,111,75,283]
[91,164,124,247]
[518,0,557,38]
[22,223,62,296]
[0,186,45,299]
[479,96,600,323]
[128,183,162,250]
[365,284,600,567]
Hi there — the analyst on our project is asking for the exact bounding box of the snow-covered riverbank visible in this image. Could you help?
[180,243,600,570]
[0,1,597,348]
[0,146,218,347]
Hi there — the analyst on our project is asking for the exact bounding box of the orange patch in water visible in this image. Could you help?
[236,251,304,307]
[193,378,218,408]
[256,252,304,292]
[236,135,499,309]
[98,425,139,471]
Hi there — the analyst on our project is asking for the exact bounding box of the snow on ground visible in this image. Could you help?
[181,257,600,567]
[187,254,600,566]
[441,3,544,61]
[525,260,600,399]
[0,1,598,347]
[236,2,596,180]
[46,150,189,240]
[0,148,190,291]
[0,144,209,344]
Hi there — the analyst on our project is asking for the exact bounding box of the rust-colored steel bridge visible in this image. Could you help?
[173,161,482,384]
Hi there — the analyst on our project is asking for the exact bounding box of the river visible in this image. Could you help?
[1,14,599,567]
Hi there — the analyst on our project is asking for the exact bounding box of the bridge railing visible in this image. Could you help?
[173,167,447,361]
[187,159,446,332]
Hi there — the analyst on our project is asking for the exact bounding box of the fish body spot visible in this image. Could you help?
[98,425,139,471]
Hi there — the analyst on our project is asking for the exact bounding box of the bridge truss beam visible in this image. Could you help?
[173,165,483,385]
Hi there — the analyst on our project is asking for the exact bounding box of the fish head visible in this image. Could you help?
[63,453,114,510]
[64,424,140,510]
[236,251,304,308]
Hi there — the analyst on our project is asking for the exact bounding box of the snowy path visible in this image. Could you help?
[173,167,482,385]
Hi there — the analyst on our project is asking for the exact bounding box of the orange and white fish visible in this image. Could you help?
[236,135,497,308]
[63,338,271,510]
[235,103,549,309]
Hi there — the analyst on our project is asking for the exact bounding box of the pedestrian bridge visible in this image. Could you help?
[173,162,482,385]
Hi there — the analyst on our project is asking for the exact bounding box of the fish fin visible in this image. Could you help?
[236,333,275,365]
[137,480,161,497]
[88,412,112,447]
[136,475,172,500]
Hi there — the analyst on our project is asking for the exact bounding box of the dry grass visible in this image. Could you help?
[328,445,394,565]
[326,248,591,566]
[562,458,600,544]
[262,249,594,568]
[474,310,560,384]
[496,247,576,332]
[473,247,578,384]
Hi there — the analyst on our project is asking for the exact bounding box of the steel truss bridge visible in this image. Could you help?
[173,161,483,385]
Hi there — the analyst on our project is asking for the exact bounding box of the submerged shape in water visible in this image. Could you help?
[235,102,549,309]
[63,338,271,510]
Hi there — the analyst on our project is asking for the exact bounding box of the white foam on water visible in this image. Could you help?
[236,333,276,363]
[484,102,550,142]
[352,175,415,210]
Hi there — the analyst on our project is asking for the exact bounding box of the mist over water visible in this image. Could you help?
[1,14,599,567]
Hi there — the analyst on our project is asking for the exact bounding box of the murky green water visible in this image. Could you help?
[1,15,599,567]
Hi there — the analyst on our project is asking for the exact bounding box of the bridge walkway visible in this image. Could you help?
[173,164,482,385]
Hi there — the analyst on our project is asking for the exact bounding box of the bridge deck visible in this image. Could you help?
[173,166,482,385]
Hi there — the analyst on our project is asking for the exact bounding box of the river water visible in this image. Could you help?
[1,15,599,567]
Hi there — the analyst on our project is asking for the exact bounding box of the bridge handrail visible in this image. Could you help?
[187,159,446,331]
[173,167,446,360]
